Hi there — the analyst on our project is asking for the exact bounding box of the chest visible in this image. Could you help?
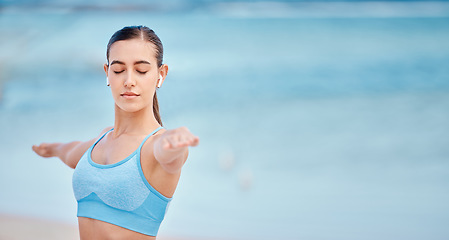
[73,152,151,211]
[91,136,145,165]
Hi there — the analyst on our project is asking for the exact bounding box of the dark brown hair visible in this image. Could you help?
[106,25,164,126]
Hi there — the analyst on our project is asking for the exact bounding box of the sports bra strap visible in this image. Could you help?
[138,126,164,150]
[93,127,163,151]
[93,128,114,146]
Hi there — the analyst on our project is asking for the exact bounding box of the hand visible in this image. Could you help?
[32,143,59,158]
[160,127,199,150]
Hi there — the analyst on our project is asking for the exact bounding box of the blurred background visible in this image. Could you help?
[1,0,449,239]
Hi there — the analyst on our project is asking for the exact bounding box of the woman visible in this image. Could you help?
[32,25,199,239]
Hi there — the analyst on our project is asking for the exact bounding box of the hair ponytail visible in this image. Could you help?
[153,92,163,126]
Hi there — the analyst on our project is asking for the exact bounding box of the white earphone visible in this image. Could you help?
[157,74,163,88]
[106,77,110,86]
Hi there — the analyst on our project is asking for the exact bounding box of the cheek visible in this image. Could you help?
[139,75,157,88]
[141,84,155,97]
[109,80,122,94]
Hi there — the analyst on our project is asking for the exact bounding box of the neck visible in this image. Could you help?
[112,104,161,137]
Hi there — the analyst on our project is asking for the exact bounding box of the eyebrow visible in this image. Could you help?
[110,60,151,66]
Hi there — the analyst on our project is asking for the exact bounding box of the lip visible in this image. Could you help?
[120,92,140,99]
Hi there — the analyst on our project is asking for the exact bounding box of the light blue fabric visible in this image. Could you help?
[72,126,171,236]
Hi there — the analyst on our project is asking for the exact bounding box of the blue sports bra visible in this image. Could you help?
[72,127,171,236]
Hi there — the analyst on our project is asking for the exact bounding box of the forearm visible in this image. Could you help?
[34,141,82,168]
[33,127,111,169]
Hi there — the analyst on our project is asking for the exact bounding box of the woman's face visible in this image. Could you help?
[105,38,166,113]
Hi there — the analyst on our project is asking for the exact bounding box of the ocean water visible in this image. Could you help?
[1,4,449,240]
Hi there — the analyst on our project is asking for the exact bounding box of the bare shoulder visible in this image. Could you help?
[62,126,114,169]
[99,126,114,136]
[78,126,114,152]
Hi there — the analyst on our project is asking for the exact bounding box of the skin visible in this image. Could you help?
[32,38,199,240]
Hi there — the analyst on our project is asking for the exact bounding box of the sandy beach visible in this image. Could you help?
[0,214,79,240]
[0,214,208,240]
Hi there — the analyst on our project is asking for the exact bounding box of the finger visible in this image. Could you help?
[182,137,191,146]
[184,135,197,144]
[183,135,196,147]
[32,146,41,155]
[37,148,46,156]
[190,137,199,146]
[167,137,183,150]
[185,136,196,146]
[177,135,194,147]
[177,135,189,147]
[173,134,187,147]
[33,145,43,153]
[172,135,183,148]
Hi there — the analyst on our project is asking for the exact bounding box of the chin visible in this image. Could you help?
[115,102,145,113]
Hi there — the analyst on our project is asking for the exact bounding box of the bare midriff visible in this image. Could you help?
[78,217,156,240]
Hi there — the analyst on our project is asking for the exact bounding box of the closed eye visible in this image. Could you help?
[136,70,148,74]
[114,70,124,74]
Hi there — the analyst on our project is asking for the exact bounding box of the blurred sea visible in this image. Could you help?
[1,1,449,240]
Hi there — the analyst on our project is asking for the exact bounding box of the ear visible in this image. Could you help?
[104,63,109,77]
[158,64,169,86]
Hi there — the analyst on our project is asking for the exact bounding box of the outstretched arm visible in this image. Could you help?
[153,127,199,174]
[32,127,113,169]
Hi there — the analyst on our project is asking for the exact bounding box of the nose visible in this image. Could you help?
[124,72,136,88]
